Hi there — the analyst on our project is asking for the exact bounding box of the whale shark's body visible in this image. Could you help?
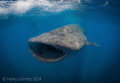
[28,24,98,63]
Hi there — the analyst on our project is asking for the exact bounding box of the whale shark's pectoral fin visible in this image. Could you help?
[86,41,99,47]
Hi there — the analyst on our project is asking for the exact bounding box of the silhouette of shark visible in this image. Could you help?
[31,22,37,29]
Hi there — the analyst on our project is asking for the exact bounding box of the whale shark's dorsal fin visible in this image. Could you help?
[86,41,99,47]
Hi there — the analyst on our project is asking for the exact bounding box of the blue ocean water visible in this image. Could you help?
[0,0,120,83]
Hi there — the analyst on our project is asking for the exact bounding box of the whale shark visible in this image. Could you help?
[28,24,99,63]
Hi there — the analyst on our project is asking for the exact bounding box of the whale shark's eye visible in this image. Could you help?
[28,42,67,62]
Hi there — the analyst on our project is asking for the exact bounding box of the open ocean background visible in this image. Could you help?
[0,0,120,83]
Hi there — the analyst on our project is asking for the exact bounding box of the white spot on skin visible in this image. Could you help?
[103,1,109,7]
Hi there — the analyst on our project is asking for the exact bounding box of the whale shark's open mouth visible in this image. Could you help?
[28,42,68,62]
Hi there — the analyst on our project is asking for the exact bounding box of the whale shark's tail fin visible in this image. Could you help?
[86,41,99,47]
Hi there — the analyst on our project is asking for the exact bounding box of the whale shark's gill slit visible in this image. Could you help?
[29,42,67,62]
